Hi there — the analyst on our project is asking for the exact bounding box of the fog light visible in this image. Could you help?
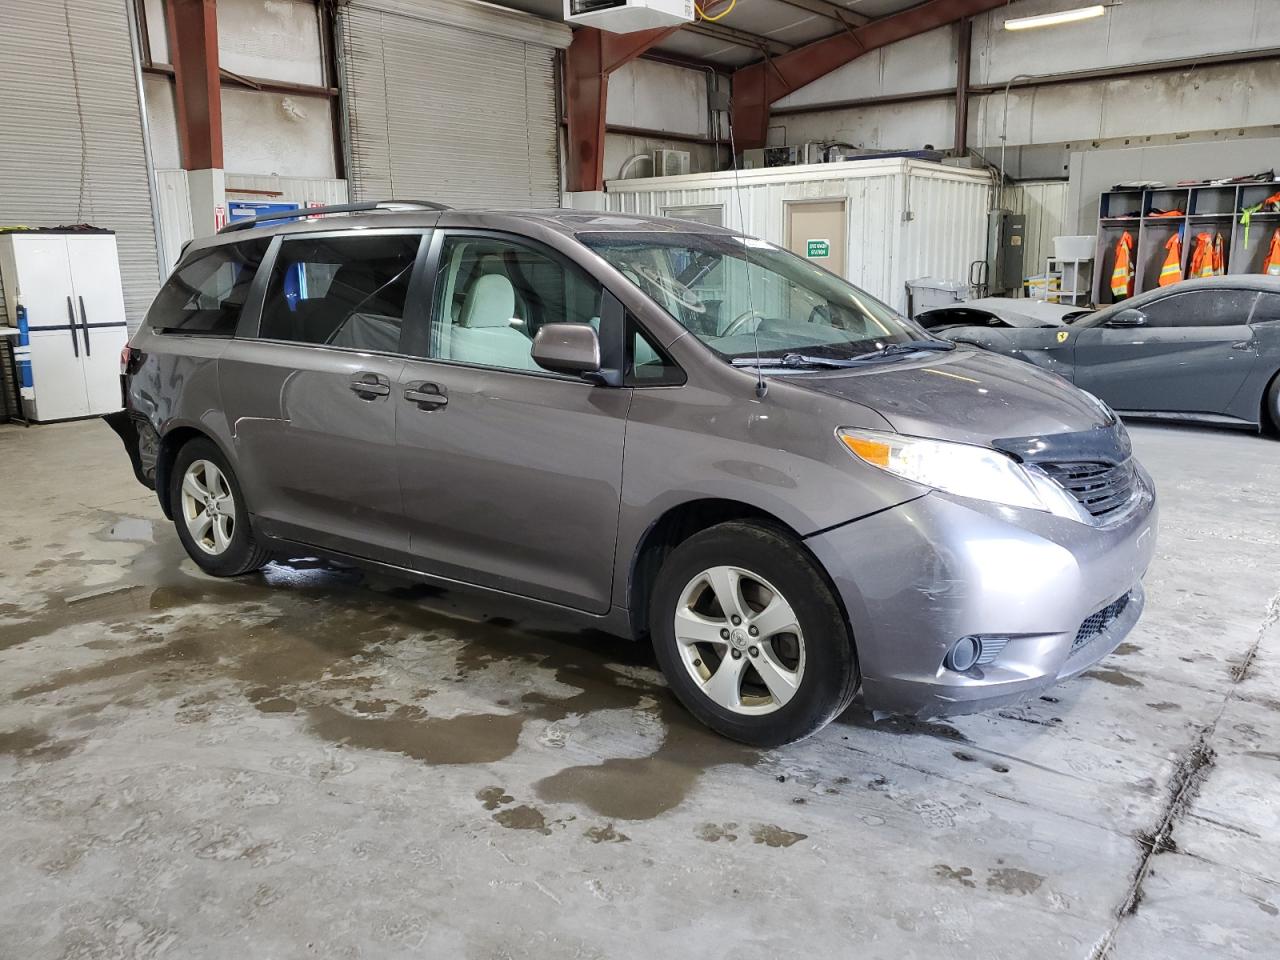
[945,636,982,672]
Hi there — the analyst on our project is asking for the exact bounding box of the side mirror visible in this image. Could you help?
[1106,308,1147,328]
[531,323,602,376]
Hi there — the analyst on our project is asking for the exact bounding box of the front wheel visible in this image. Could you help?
[170,437,272,577]
[649,521,860,746]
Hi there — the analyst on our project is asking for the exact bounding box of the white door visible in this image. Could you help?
[10,236,90,420]
[26,328,90,420]
[67,234,129,414]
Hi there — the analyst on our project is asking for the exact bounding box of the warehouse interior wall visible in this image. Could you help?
[603,59,727,181]
[0,0,162,325]
[771,0,1280,185]
[141,0,338,180]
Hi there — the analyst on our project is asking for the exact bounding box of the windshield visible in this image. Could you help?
[581,232,928,361]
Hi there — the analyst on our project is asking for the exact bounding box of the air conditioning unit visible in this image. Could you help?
[653,148,691,177]
[564,0,694,31]
[763,146,800,167]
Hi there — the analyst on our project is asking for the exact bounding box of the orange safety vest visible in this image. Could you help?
[1110,231,1134,298]
[1158,232,1183,287]
[1265,229,1280,277]
[1189,232,1225,278]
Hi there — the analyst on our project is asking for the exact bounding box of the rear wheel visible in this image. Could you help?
[1265,373,1280,436]
[169,438,272,576]
[649,521,859,746]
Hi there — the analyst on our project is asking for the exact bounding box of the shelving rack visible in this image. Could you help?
[1092,181,1280,305]
[1047,257,1092,306]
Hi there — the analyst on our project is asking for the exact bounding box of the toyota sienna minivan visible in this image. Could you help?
[108,201,1157,746]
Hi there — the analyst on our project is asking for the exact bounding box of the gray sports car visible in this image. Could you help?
[918,277,1280,432]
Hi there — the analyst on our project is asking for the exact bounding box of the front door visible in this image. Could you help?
[394,232,630,613]
[786,200,847,278]
[219,231,425,561]
[1073,288,1260,414]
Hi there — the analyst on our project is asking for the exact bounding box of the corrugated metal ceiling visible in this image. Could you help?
[491,0,932,68]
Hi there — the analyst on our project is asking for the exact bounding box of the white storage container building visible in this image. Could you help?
[594,158,994,314]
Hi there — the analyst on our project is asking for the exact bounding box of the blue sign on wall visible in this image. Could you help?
[227,201,301,226]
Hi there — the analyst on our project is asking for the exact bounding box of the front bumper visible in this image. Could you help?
[805,468,1157,718]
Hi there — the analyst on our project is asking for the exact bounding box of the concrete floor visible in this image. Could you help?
[1,419,1277,959]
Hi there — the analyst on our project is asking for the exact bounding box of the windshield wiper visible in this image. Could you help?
[731,340,956,370]
[731,353,853,369]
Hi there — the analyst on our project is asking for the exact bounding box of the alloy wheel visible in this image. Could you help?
[673,565,806,716]
[180,459,235,556]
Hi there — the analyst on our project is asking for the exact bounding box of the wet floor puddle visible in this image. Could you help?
[3,525,762,822]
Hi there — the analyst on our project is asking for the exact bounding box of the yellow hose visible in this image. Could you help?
[695,0,736,23]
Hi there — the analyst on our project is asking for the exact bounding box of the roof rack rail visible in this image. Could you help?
[218,199,451,234]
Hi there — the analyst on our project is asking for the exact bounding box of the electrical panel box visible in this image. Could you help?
[652,148,691,177]
[987,210,1026,296]
[564,0,694,31]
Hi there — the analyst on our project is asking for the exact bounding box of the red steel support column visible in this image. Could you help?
[165,0,223,170]
[564,26,682,193]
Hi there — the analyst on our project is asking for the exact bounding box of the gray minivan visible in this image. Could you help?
[108,201,1158,745]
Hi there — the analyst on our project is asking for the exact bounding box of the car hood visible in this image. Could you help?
[780,347,1111,447]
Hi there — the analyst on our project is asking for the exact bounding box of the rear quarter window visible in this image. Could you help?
[147,238,271,335]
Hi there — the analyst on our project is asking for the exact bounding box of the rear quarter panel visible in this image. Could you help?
[128,327,234,488]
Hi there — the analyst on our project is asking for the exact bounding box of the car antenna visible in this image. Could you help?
[728,116,767,399]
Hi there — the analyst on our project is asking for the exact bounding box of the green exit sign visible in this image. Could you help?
[806,239,830,258]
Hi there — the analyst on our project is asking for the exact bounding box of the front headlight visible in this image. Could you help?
[837,427,1082,518]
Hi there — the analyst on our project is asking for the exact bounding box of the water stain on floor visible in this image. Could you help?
[534,705,759,821]
[492,804,552,835]
[476,786,515,810]
[986,867,1044,895]
[308,705,525,766]
[0,727,81,761]
[1084,668,1145,688]
[749,824,807,848]
[584,823,629,843]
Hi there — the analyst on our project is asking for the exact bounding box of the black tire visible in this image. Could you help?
[649,521,860,747]
[169,437,272,577]
[1265,373,1280,436]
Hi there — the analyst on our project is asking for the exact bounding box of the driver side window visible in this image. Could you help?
[427,235,601,372]
[1138,290,1258,328]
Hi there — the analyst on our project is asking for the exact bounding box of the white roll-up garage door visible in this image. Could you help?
[0,0,160,328]
[337,0,571,208]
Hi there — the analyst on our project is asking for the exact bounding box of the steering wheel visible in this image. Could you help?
[722,309,766,338]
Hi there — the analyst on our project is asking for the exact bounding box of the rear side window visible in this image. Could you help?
[257,234,422,351]
[147,239,270,335]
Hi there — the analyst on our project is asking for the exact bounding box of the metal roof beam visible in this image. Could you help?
[731,0,1012,149]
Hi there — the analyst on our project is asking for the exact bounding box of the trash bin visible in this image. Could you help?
[905,277,968,318]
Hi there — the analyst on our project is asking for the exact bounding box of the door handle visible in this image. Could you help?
[78,295,91,356]
[65,296,79,358]
[404,383,448,409]
[349,374,391,398]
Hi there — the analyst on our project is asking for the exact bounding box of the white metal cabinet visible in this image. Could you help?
[0,231,129,421]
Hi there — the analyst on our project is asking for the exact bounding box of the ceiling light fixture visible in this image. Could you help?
[1003,4,1107,31]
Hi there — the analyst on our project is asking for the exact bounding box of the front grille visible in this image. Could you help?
[1039,459,1137,519]
[1072,593,1131,652]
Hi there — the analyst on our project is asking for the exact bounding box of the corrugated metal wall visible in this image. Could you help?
[603,161,992,313]
[0,0,161,327]
[337,0,567,207]
[1001,180,1071,283]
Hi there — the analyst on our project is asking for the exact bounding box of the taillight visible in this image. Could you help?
[119,345,131,375]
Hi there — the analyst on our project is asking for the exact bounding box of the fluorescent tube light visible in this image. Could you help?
[1004,4,1106,30]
